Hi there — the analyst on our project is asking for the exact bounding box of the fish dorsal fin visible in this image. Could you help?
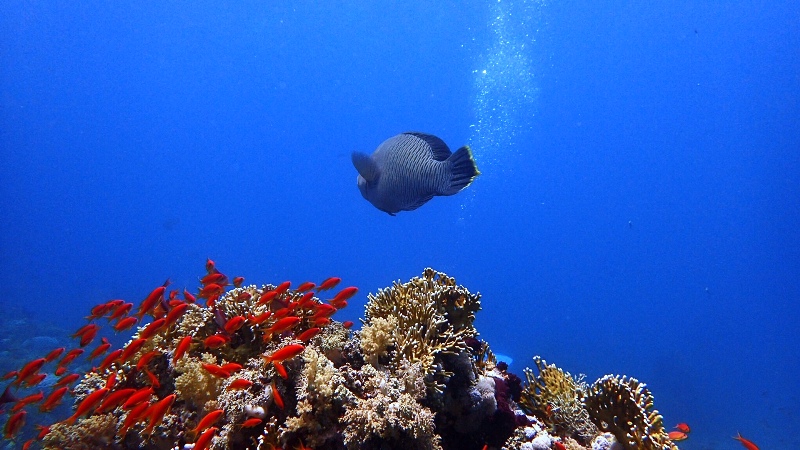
[351,151,380,183]
[403,132,452,161]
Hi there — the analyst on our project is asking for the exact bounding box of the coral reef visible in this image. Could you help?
[583,375,677,450]
[1,264,681,450]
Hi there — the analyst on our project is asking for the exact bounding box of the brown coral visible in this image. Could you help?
[583,375,678,450]
[361,268,481,393]
[520,356,598,444]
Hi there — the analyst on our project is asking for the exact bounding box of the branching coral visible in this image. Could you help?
[583,375,677,450]
[42,413,118,449]
[361,268,481,393]
[520,356,598,444]
[342,363,440,450]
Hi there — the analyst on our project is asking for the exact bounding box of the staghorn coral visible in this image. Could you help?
[520,356,598,444]
[583,375,677,450]
[361,268,481,393]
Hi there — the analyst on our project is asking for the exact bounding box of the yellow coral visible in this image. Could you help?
[42,413,118,449]
[583,375,677,450]
[359,316,398,366]
[361,268,481,392]
[520,357,598,444]
[174,352,224,406]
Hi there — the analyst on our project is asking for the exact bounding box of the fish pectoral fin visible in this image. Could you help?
[351,152,380,183]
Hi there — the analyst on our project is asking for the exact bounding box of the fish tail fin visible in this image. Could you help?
[442,145,480,195]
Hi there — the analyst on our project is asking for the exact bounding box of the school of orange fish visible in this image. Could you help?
[1,259,356,449]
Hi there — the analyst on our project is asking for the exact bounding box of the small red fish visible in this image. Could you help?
[58,349,84,367]
[205,258,216,273]
[296,327,321,342]
[108,302,133,321]
[674,422,690,433]
[296,281,316,292]
[120,338,148,362]
[54,366,67,376]
[12,391,44,412]
[553,442,567,450]
[219,362,243,374]
[237,291,252,302]
[227,378,253,390]
[184,289,197,303]
[105,372,117,389]
[173,336,193,363]
[136,350,162,371]
[95,388,136,414]
[140,318,167,339]
[233,276,245,288]
[143,394,175,435]
[274,281,291,294]
[198,283,224,299]
[342,320,354,329]
[98,349,124,371]
[22,373,47,388]
[273,361,288,379]
[114,316,139,332]
[2,371,16,380]
[668,431,688,441]
[258,290,279,305]
[201,363,231,378]
[312,304,337,318]
[269,317,301,335]
[136,280,170,320]
[271,382,284,409]
[733,433,760,450]
[165,303,189,326]
[193,426,218,450]
[203,334,230,349]
[14,358,47,386]
[201,272,228,286]
[88,341,112,361]
[224,316,246,334]
[54,373,81,387]
[248,311,272,325]
[122,387,154,410]
[4,410,26,439]
[35,424,51,440]
[317,277,341,291]
[120,400,150,436]
[192,409,223,435]
[313,317,331,327]
[331,286,358,303]
[297,291,316,308]
[145,368,160,388]
[39,386,69,412]
[65,387,109,424]
[241,418,262,428]
[44,347,66,363]
[263,343,305,364]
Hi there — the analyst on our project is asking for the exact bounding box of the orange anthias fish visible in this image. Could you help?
[66,387,109,424]
[173,336,193,363]
[144,394,176,435]
[317,277,341,291]
[193,426,218,450]
[136,280,170,320]
[668,431,688,441]
[263,343,305,364]
[192,409,223,435]
[733,433,760,450]
[39,386,69,412]
[4,410,26,439]
[674,422,690,433]
[227,379,253,390]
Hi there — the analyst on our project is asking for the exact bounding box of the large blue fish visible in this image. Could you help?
[352,132,480,215]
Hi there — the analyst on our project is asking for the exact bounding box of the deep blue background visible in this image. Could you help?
[2,1,798,448]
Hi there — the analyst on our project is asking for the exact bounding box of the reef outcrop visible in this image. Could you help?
[2,265,681,450]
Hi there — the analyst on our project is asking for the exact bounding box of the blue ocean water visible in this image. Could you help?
[1,1,798,448]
